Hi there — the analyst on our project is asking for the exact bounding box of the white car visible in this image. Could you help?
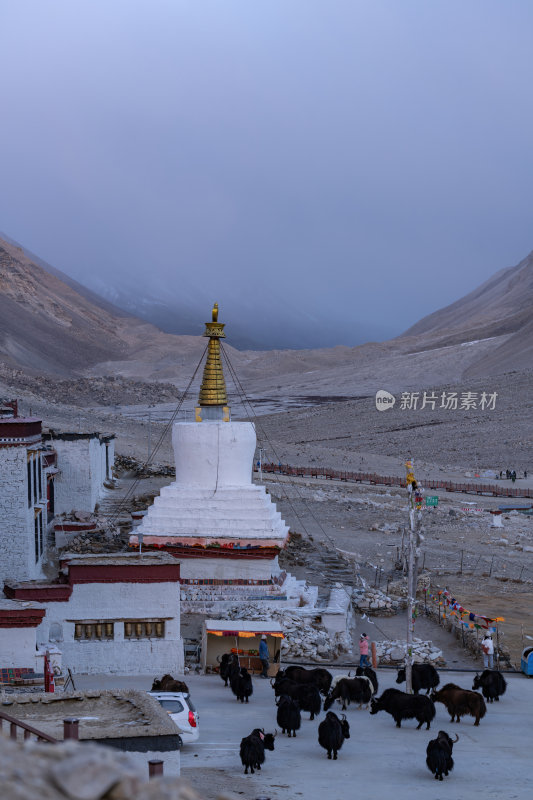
[149,691,200,743]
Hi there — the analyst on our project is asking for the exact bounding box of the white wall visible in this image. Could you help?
[36,581,183,675]
[0,626,39,672]
[52,437,114,515]
[179,557,274,581]
[173,421,256,489]
[0,447,46,585]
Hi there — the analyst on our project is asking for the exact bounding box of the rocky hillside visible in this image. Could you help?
[0,236,211,377]
[402,250,533,345]
[1,234,531,391]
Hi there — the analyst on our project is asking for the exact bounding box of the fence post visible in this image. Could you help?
[149,760,164,778]
[63,718,79,740]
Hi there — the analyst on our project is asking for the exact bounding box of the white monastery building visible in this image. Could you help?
[0,400,115,586]
[3,553,182,675]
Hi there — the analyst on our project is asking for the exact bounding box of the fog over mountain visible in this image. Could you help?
[1,234,531,392]
[2,3,533,351]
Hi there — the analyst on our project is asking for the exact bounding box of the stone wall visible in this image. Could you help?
[179,556,274,581]
[36,581,183,675]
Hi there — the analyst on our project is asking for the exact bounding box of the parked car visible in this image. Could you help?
[149,691,200,743]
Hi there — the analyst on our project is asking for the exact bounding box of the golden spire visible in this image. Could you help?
[196,304,230,421]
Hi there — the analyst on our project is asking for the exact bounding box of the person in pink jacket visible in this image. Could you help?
[359,632,370,667]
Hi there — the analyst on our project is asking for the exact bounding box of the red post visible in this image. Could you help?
[63,718,79,740]
[149,760,164,778]
[44,651,55,693]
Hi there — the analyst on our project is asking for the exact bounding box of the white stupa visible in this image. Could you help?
[129,304,290,584]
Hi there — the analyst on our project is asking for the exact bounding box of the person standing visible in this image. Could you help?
[359,633,370,668]
[259,634,269,678]
[482,633,494,669]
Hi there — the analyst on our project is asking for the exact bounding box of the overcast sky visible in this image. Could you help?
[1,1,532,347]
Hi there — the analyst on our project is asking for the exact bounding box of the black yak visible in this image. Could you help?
[426,730,459,781]
[276,694,301,737]
[217,653,239,687]
[230,666,253,703]
[396,663,440,694]
[318,711,350,759]
[271,676,322,720]
[282,666,332,695]
[472,670,507,703]
[239,728,276,774]
[370,688,436,730]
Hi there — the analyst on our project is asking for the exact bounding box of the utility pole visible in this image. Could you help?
[147,410,152,462]
[405,459,424,694]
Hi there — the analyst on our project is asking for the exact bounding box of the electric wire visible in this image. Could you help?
[105,343,208,529]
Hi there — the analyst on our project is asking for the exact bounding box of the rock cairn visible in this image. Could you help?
[374,637,445,666]
[351,587,398,615]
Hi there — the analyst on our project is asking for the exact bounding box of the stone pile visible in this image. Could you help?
[374,637,445,666]
[387,572,431,599]
[0,736,237,800]
[114,454,176,478]
[351,587,398,615]
[224,604,350,661]
[58,521,124,554]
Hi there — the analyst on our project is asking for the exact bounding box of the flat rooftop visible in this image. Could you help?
[0,689,177,740]
[61,552,179,567]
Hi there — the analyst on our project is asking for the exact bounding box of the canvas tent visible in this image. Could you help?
[202,619,284,676]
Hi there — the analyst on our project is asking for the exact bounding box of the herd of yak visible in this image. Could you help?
[216,652,508,780]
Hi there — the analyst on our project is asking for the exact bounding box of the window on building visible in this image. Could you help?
[27,457,32,508]
[124,620,165,639]
[38,455,42,499]
[38,512,44,557]
[34,515,39,563]
[33,456,37,505]
[74,622,115,640]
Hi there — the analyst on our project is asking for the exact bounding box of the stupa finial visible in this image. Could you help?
[196,303,230,421]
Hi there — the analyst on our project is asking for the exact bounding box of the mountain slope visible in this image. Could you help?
[402,251,533,344]
[0,237,172,374]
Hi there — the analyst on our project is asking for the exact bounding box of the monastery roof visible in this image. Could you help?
[61,552,178,567]
[0,416,41,424]
[0,598,45,611]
